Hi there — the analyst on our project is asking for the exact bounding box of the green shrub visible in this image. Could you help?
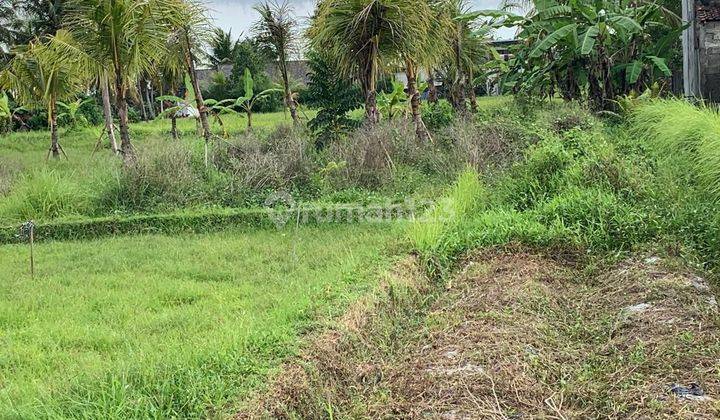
[421,99,454,131]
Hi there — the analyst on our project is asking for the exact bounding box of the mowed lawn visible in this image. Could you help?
[0,223,393,418]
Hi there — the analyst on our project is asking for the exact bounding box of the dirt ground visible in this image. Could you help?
[239,252,720,419]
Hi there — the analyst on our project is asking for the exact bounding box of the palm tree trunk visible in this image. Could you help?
[185,31,212,145]
[427,67,438,104]
[406,59,429,142]
[101,75,118,154]
[468,67,478,113]
[145,80,155,120]
[137,80,148,121]
[279,59,299,125]
[452,29,467,114]
[247,110,253,130]
[115,73,134,163]
[362,39,380,124]
[171,115,178,140]
[49,99,60,158]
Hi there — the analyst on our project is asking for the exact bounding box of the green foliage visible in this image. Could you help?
[305,50,363,148]
[0,169,93,222]
[409,99,720,276]
[57,98,98,129]
[421,99,455,130]
[0,90,10,133]
[493,0,683,108]
[631,100,720,202]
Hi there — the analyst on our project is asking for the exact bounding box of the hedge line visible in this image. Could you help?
[0,204,417,244]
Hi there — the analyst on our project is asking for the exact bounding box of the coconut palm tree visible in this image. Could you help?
[254,1,300,125]
[309,0,430,124]
[0,32,86,159]
[167,0,215,165]
[61,0,179,163]
[398,0,440,140]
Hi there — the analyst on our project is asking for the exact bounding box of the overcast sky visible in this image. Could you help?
[206,0,516,43]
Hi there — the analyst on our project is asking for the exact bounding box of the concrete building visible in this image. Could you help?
[196,61,311,90]
[684,0,720,100]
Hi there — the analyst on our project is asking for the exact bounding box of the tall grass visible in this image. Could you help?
[0,169,96,223]
[409,99,720,275]
[632,100,720,201]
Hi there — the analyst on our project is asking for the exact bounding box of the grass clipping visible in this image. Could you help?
[239,251,720,418]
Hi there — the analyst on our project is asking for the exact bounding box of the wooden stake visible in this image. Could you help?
[29,223,35,280]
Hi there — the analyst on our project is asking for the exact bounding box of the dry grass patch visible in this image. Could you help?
[240,251,720,419]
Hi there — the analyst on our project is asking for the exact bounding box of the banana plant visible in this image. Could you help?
[0,91,10,132]
[56,98,93,130]
[155,75,198,140]
[377,81,408,121]
[202,98,237,138]
[231,68,281,130]
[479,0,682,108]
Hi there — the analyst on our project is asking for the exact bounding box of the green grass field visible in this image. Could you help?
[1,111,309,171]
[0,223,395,418]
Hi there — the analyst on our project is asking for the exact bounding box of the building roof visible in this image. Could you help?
[698,2,720,23]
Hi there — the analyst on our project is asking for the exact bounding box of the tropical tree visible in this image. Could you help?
[232,68,281,130]
[203,98,237,138]
[305,50,362,148]
[156,75,198,140]
[0,32,86,159]
[490,0,682,109]
[377,81,409,120]
[254,1,300,125]
[309,0,430,124]
[0,2,21,64]
[56,98,93,129]
[208,28,238,70]
[168,0,215,165]
[61,0,180,162]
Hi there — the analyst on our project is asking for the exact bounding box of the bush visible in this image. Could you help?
[439,116,530,174]
[213,125,317,199]
[421,99,454,131]
[99,143,207,212]
[325,120,414,189]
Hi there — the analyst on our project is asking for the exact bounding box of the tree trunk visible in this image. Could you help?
[279,58,300,125]
[247,110,252,130]
[145,80,156,120]
[171,115,178,140]
[101,75,118,154]
[115,73,134,163]
[137,80,148,121]
[406,59,429,142]
[427,67,438,103]
[185,31,212,145]
[49,99,60,158]
[362,38,380,124]
[468,67,478,113]
[452,28,467,114]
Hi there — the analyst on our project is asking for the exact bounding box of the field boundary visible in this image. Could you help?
[0,204,418,244]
